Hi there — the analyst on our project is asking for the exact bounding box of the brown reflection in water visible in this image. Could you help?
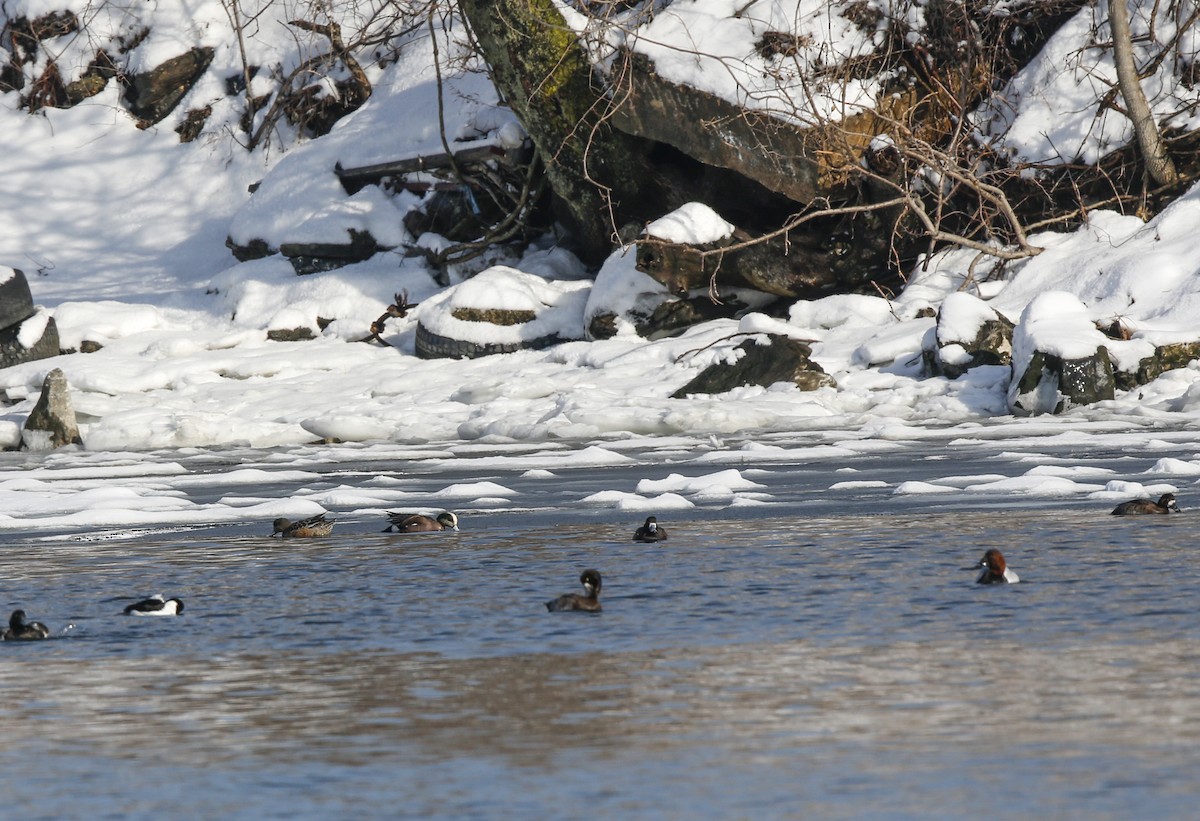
[3,638,1199,768]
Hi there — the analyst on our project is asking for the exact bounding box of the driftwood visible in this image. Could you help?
[335,143,521,194]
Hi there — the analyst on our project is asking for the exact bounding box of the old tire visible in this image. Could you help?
[414,322,563,360]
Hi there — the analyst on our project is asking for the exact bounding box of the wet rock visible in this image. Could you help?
[924,292,1014,378]
[672,334,835,397]
[22,368,82,450]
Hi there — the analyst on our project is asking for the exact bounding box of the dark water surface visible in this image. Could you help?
[4,494,1200,819]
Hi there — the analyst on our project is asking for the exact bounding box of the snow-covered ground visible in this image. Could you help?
[2,0,1200,533]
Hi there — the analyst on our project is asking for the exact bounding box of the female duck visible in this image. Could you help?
[124,594,185,616]
[3,609,50,640]
[271,513,335,537]
[633,516,668,543]
[383,511,459,533]
[974,549,1019,585]
[546,569,603,612]
[1111,493,1179,515]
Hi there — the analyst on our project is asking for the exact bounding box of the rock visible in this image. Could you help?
[1008,292,1116,415]
[1115,340,1200,390]
[924,292,1014,378]
[22,368,81,450]
[672,334,835,397]
[1010,346,1115,414]
[588,293,751,341]
[266,327,316,342]
[123,46,215,125]
[0,266,36,330]
[0,311,60,370]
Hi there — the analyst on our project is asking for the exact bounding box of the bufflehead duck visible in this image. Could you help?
[633,516,668,543]
[383,511,459,533]
[123,595,184,616]
[1111,493,1179,515]
[974,549,1019,584]
[545,569,603,612]
[271,513,335,537]
[3,609,50,640]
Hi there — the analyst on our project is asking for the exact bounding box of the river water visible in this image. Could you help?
[2,435,1199,819]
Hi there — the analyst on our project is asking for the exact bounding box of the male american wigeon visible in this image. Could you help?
[973,549,1020,584]
[545,569,603,612]
[271,513,336,537]
[3,609,50,640]
[1111,493,1179,515]
[633,516,668,543]
[383,511,459,533]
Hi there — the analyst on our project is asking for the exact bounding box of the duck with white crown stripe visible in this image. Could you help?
[123,594,184,616]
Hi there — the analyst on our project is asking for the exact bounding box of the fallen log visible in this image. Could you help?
[334,143,518,194]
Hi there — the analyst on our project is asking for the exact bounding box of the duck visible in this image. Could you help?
[383,511,459,533]
[3,609,50,640]
[1111,492,1179,515]
[123,594,184,616]
[545,569,603,612]
[974,549,1019,585]
[632,515,668,543]
[271,513,335,537]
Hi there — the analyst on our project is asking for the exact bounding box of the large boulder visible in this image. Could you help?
[0,266,35,330]
[924,292,1014,378]
[22,368,81,450]
[123,47,214,125]
[0,310,60,370]
[1008,292,1115,415]
[672,334,835,397]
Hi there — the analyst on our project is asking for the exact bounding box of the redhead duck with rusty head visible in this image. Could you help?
[972,549,1019,585]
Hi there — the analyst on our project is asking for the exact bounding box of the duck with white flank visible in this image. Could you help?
[546,569,603,612]
[3,609,50,640]
[383,511,459,533]
[973,549,1020,585]
[123,595,185,616]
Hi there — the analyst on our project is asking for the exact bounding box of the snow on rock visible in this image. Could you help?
[643,202,735,244]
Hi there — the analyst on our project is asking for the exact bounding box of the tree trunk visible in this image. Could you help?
[458,0,658,265]
[1109,0,1179,187]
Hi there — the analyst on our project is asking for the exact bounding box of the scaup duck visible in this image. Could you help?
[1111,493,1179,515]
[633,516,668,543]
[546,569,603,612]
[123,595,184,616]
[3,609,50,640]
[271,513,335,537]
[974,549,1020,584]
[383,511,459,533]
